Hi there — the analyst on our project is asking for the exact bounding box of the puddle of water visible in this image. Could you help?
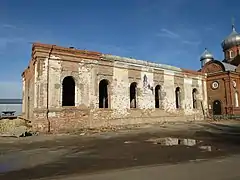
[146,137,213,151]
[65,150,93,157]
[199,146,212,152]
[0,164,12,173]
[0,161,24,173]
[124,141,138,144]
[146,137,193,146]
[179,139,196,146]
[189,158,207,162]
[146,137,179,146]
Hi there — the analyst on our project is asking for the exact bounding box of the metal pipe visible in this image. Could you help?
[46,45,55,133]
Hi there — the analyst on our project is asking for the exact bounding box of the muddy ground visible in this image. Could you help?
[0,121,240,180]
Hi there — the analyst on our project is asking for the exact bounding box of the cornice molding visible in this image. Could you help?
[32,42,101,58]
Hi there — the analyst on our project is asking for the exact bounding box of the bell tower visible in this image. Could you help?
[221,21,240,63]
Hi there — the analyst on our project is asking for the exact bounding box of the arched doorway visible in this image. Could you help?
[213,100,222,115]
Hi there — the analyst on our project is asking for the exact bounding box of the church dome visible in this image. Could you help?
[200,48,214,68]
[222,25,240,50]
[200,48,214,61]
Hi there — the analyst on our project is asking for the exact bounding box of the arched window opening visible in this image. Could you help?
[229,50,235,58]
[192,88,197,109]
[213,100,222,115]
[155,85,161,108]
[235,91,239,107]
[62,76,75,106]
[130,82,137,108]
[99,79,109,108]
[175,87,181,109]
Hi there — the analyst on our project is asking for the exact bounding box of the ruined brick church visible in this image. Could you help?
[22,43,208,132]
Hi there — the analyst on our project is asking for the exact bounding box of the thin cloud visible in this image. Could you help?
[2,24,18,29]
[0,37,25,48]
[0,37,27,55]
[156,28,180,39]
[156,27,202,47]
[1,24,24,32]
[0,24,25,49]
[182,40,201,46]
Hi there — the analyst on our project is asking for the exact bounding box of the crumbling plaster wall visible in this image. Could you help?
[111,62,129,114]
[22,77,25,114]
[25,44,207,132]
[162,69,175,112]
[47,58,99,109]
[93,55,206,116]
[183,77,193,114]
[41,54,205,112]
[22,59,36,120]
[35,57,49,109]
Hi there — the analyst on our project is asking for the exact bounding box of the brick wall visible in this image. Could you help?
[22,58,36,120]
[203,61,240,115]
[23,43,208,133]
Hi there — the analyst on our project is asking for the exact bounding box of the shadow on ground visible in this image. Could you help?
[1,122,240,180]
[194,122,240,145]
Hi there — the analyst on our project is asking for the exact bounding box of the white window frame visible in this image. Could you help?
[229,50,234,58]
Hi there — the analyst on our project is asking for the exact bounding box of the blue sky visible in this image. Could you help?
[0,0,239,98]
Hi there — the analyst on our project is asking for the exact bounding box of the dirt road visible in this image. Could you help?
[0,121,240,180]
[52,155,240,180]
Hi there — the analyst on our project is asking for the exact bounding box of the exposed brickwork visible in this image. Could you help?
[202,61,240,115]
[181,69,205,76]
[32,109,204,133]
[223,46,240,62]
[201,62,224,73]
[22,43,208,133]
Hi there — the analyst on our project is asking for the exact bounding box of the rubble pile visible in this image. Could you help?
[70,124,143,135]
[0,117,38,137]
